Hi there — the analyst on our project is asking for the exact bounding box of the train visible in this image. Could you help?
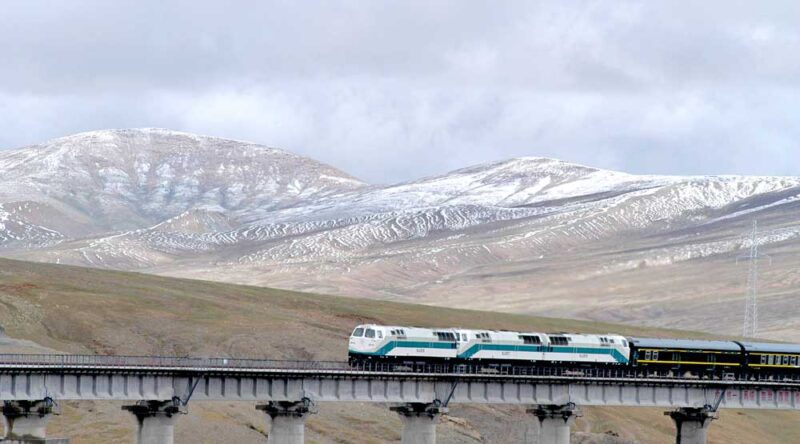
[348,324,800,379]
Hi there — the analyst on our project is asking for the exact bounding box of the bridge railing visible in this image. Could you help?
[0,354,347,370]
[2,354,799,384]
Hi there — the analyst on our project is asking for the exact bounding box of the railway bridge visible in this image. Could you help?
[2,355,800,444]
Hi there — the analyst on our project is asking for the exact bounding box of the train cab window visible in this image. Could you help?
[377,331,383,339]
[461,334,468,342]
[353,328,365,337]
[609,339,615,344]
[365,329,376,338]
[622,340,628,347]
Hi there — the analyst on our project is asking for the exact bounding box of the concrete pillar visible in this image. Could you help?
[256,400,314,444]
[391,403,447,444]
[527,403,580,444]
[123,400,183,444]
[666,408,717,444]
[2,399,58,441]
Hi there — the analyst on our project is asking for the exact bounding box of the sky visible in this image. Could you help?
[1,1,799,184]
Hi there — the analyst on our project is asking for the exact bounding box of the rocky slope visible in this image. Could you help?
[3,129,800,340]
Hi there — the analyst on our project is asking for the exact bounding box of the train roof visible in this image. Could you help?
[739,342,800,354]
[629,338,741,351]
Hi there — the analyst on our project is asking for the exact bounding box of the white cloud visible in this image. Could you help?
[1,1,799,182]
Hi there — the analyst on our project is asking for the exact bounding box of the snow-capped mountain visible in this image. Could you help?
[4,129,800,340]
[0,129,365,248]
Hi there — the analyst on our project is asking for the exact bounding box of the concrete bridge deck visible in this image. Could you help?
[1,354,799,444]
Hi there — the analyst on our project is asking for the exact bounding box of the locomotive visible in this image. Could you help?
[348,324,800,379]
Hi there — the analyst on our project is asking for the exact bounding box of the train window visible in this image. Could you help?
[761,355,767,364]
[549,336,568,346]
[784,356,790,365]
[377,331,383,339]
[435,332,456,341]
[365,329,376,338]
[622,340,628,347]
[519,335,541,344]
[707,354,716,363]
[645,351,652,360]
[462,334,467,341]
[672,353,680,362]
[793,356,798,366]
[353,328,364,337]
[609,339,615,344]
[653,351,659,360]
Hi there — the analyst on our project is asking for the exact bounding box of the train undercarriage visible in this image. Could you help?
[348,354,800,381]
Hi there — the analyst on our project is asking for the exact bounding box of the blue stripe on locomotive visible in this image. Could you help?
[459,343,629,364]
[350,340,457,356]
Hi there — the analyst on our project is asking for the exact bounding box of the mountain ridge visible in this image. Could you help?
[3,128,800,341]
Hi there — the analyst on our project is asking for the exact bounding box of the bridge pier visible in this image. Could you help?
[123,400,183,444]
[2,399,59,441]
[666,408,717,444]
[527,403,580,444]
[391,403,447,444]
[257,400,313,444]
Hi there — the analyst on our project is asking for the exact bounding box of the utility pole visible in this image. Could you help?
[737,220,770,338]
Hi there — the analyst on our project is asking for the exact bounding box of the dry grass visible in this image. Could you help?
[1,257,798,443]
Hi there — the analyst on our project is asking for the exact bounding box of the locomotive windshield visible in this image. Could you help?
[352,327,364,337]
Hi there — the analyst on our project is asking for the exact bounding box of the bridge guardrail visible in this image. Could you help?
[0,354,345,370]
[1,354,799,384]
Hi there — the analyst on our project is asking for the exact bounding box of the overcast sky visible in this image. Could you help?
[2,1,799,183]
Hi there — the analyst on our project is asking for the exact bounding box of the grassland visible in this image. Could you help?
[0,257,798,443]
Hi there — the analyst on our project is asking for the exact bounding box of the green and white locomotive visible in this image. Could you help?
[348,324,630,368]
